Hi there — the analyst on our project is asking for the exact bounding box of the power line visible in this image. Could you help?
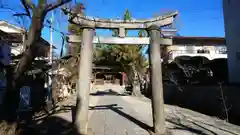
[44,24,68,35]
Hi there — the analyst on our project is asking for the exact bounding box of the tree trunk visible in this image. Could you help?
[131,65,142,97]
[14,9,46,81]
[3,8,46,119]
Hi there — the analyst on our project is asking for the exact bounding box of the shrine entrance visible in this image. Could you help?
[95,72,123,85]
[91,63,127,86]
[65,9,178,135]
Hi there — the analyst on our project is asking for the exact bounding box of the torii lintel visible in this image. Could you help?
[64,9,178,29]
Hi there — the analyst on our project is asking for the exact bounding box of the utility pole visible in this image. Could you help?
[50,11,54,65]
[46,11,54,107]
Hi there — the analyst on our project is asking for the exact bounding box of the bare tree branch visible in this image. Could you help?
[13,13,29,16]
[46,0,72,12]
[0,4,20,15]
[20,0,36,17]
[0,4,28,29]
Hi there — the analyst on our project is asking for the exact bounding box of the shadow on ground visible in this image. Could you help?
[167,112,239,135]
[0,96,83,135]
[89,104,154,133]
[0,116,81,135]
[90,89,128,96]
[89,104,238,135]
[29,116,81,135]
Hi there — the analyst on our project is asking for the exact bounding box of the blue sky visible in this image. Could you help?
[0,0,224,55]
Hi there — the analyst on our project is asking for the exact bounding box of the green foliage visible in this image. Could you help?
[123,9,131,36]
[138,29,148,37]
[124,9,132,22]
[114,9,147,66]
[68,24,83,35]
[108,9,148,85]
[112,29,119,37]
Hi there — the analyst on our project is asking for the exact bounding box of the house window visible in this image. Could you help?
[218,47,227,54]
[197,49,210,54]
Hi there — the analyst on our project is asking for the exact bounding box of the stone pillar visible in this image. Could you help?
[147,25,165,134]
[223,0,240,83]
[75,27,94,135]
[119,27,125,38]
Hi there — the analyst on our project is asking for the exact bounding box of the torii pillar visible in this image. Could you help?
[75,27,95,134]
[223,0,240,83]
[147,25,165,134]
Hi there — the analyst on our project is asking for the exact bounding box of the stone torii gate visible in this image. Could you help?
[65,10,178,135]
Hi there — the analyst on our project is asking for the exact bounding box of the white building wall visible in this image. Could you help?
[0,21,25,56]
[11,44,24,56]
[168,45,227,61]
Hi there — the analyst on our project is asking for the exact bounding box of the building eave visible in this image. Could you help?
[167,36,226,45]
[0,21,25,33]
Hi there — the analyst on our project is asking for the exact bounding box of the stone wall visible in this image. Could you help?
[144,84,240,125]
[164,85,240,125]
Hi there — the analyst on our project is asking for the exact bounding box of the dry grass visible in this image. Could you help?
[0,121,18,135]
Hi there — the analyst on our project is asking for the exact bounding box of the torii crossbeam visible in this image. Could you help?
[64,9,178,135]
[71,11,178,29]
[67,35,173,45]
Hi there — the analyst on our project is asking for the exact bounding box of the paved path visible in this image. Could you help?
[88,86,240,135]
[88,92,150,135]
[46,85,240,135]
[50,92,100,122]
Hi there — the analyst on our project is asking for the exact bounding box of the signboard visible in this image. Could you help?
[19,86,31,108]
